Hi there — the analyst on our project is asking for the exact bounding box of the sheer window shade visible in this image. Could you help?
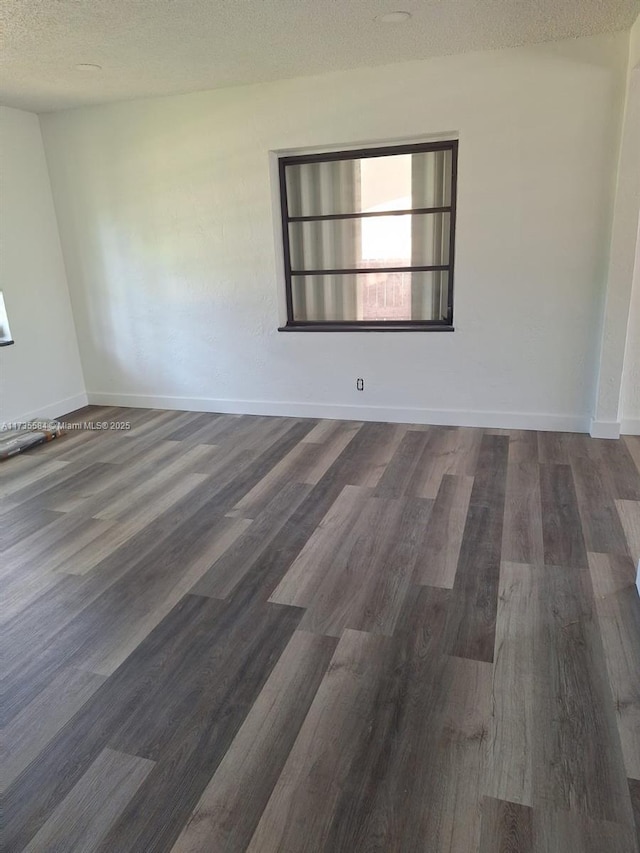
[279,141,457,331]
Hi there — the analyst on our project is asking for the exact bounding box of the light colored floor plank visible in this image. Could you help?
[268,484,370,608]
[487,561,537,805]
[588,551,640,781]
[23,748,154,853]
[61,473,209,575]
[272,488,431,637]
[82,516,252,676]
[416,474,474,588]
[2,667,106,791]
[245,629,393,853]
[171,630,336,853]
[502,461,544,565]
[616,499,640,565]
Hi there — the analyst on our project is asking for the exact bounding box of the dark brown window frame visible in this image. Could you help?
[277,139,458,332]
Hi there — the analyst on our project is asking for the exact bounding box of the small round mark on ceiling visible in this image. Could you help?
[375,11,412,23]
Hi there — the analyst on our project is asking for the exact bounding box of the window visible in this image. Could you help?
[278,140,458,332]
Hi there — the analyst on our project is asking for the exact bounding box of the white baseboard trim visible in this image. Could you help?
[87,391,590,433]
[3,393,89,428]
[589,419,622,439]
[621,418,640,436]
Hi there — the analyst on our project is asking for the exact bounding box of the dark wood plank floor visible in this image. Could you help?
[2,406,639,852]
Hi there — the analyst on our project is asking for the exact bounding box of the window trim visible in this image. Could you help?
[277,139,458,332]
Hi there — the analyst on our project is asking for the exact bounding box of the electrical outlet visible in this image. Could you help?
[356,378,364,391]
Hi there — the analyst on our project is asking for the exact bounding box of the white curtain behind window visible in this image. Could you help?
[286,160,360,321]
[411,150,449,320]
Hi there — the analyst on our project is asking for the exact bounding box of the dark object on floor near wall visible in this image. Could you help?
[0,422,65,460]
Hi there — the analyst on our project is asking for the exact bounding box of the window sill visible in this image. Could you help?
[278,323,454,333]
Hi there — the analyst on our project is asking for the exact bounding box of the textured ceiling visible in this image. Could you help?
[1,0,639,112]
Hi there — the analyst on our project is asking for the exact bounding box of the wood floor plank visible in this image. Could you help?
[22,748,154,853]
[250,586,492,853]
[502,461,544,565]
[487,561,634,827]
[4,563,68,624]
[200,418,319,509]
[572,455,630,555]
[271,484,432,637]
[508,429,539,463]
[414,473,474,588]
[443,508,499,661]
[4,593,302,852]
[268,484,370,608]
[533,808,638,853]
[80,516,252,676]
[327,421,407,488]
[3,514,115,584]
[616,499,640,565]
[487,561,537,806]
[2,667,106,791]
[90,436,184,468]
[624,436,640,476]
[479,798,534,853]
[630,778,640,850]
[231,420,358,516]
[599,439,640,501]
[481,798,638,853]
[1,504,64,551]
[224,475,367,612]
[171,630,337,853]
[53,428,172,467]
[298,494,433,637]
[301,418,356,444]
[330,654,490,853]
[245,628,394,853]
[1,458,71,496]
[539,463,588,567]
[537,431,572,464]
[67,447,211,518]
[532,565,633,826]
[7,461,120,511]
[471,432,510,508]
[4,480,234,653]
[2,510,249,718]
[61,473,212,575]
[410,425,481,499]
[98,599,304,853]
[188,413,266,447]
[4,596,220,850]
[232,442,321,516]
[443,433,508,662]
[120,409,190,442]
[373,428,431,498]
[162,411,222,442]
[191,481,312,599]
[300,420,362,484]
[588,552,640,780]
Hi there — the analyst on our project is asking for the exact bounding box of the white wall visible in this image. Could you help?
[620,222,640,433]
[592,11,640,437]
[621,234,640,431]
[620,14,640,435]
[631,11,640,69]
[40,34,627,430]
[0,106,86,425]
